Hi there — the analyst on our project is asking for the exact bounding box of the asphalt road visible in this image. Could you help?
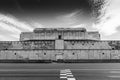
[0,63,120,80]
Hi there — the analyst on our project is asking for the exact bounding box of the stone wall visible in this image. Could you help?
[0,40,120,50]
[64,40,120,49]
[20,28,100,41]
[0,41,55,50]
[0,50,120,60]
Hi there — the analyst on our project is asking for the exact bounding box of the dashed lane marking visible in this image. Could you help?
[60,74,67,76]
[67,78,76,80]
[66,73,72,74]
[60,69,76,80]
[66,75,74,77]
[60,76,67,79]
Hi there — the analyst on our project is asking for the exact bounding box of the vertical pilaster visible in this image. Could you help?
[55,40,64,49]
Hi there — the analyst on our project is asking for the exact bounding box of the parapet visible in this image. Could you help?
[33,28,87,33]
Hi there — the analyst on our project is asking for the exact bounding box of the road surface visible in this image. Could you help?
[0,63,120,80]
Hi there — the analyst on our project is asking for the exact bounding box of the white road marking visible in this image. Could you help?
[60,76,67,78]
[60,74,67,76]
[67,75,74,77]
[66,73,72,75]
[67,78,76,80]
[60,69,76,80]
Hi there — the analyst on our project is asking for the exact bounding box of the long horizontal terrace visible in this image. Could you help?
[0,40,119,50]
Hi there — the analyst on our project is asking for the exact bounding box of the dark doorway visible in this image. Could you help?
[58,35,62,39]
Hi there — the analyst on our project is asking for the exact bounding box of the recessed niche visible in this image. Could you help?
[72,53,75,55]
[82,44,84,45]
[44,53,46,55]
[14,53,17,55]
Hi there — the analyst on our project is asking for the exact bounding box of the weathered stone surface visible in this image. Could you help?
[0,28,120,60]
[20,28,100,40]
[0,50,119,60]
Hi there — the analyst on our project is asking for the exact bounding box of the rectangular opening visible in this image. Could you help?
[58,35,62,39]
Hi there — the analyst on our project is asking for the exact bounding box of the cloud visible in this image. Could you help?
[56,11,79,25]
[0,13,43,41]
[29,21,44,28]
[0,22,21,34]
[0,14,33,32]
[56,10,85,25]
[0,35,18,41]
[93,0,120,36]
[70,24,87,28]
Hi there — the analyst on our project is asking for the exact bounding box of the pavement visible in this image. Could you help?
[0,63,120,80]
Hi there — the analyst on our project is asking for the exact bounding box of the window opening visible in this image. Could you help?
[58,35,62,39]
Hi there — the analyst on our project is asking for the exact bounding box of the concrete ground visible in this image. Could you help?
[0,63,120,80]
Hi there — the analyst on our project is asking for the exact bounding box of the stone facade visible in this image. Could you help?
[0,28,120,60]
[0,50,120,60]
[20,28,100,41]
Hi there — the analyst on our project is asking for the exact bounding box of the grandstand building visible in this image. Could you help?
[0,28,120,61]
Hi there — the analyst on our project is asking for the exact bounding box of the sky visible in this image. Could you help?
[0,0,120,41]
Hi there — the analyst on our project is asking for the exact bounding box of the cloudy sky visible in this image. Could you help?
[0,0,119,41]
